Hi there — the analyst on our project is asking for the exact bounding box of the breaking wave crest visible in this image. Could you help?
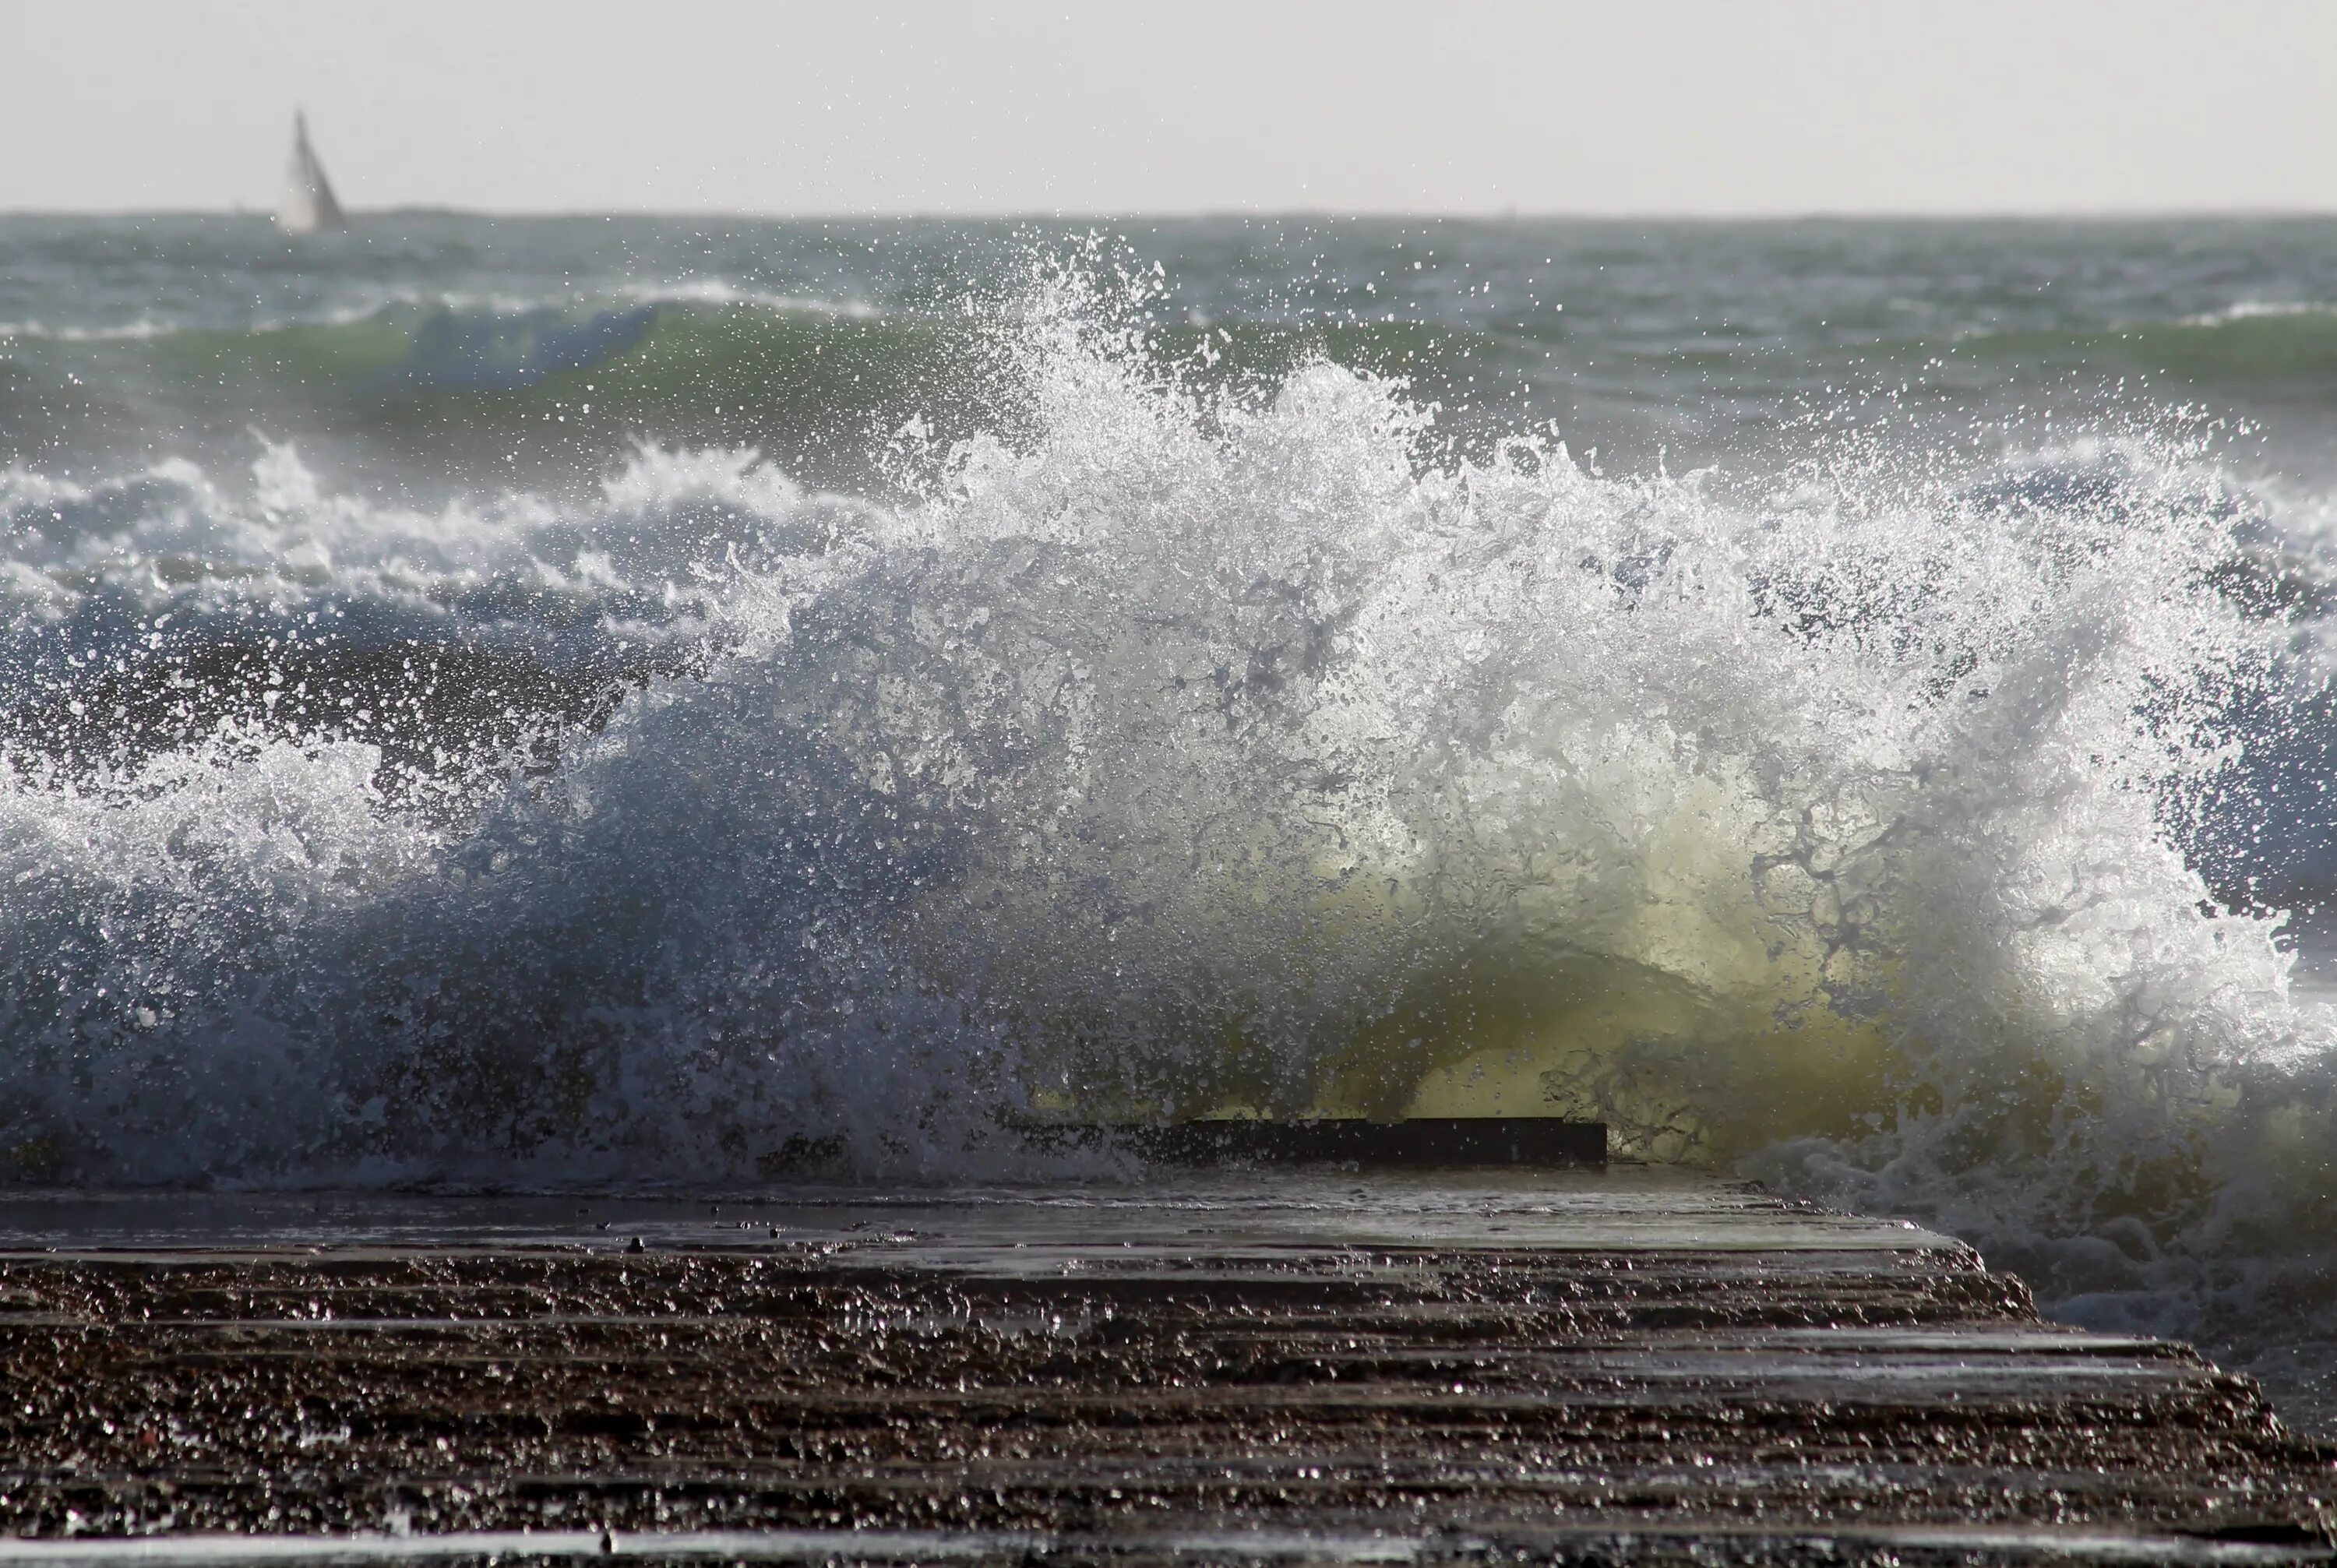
[2,265,2334,1417]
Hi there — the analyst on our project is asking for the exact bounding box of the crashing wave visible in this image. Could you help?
[2,261,2333,1421]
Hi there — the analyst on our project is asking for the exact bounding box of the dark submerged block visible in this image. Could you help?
[1020,1116,1609,1167]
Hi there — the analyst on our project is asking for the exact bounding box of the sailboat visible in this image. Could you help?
[277,111,346,235]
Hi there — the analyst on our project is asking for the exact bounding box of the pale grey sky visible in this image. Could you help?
[8,0,2336,216]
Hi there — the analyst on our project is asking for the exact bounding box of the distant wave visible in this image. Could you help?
[0,297,1540,505]
[0,317,183,343]
[2181,299,2337,326]
[0,285,884,345]
[613,279,883,318]
[1910,305,2337,403]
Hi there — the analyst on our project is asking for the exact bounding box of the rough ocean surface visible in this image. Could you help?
[2,215,2335,1432]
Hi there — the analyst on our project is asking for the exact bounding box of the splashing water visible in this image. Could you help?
[2,258,2334,1424]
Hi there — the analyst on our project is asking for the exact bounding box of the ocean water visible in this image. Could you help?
[3,214,2335,1429]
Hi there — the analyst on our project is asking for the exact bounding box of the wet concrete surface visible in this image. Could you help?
[0,1171,2329,1563]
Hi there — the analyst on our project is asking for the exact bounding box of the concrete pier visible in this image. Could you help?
[0,1171,2329,1563]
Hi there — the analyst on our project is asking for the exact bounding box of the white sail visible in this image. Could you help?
[277,111,345,235]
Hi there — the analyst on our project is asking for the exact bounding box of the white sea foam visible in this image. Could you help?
[0,440,869,646]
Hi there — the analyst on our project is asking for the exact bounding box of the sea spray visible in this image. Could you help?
[2,251,2333,1424]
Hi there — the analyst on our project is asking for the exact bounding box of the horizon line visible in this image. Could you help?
[5,204,2337,224]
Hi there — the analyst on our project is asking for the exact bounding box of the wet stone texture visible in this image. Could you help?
[0,1176,2330,1560]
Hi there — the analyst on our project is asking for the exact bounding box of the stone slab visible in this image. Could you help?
[0,1171,2328,1563]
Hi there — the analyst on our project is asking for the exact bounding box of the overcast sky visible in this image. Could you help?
[9,0,2336,216]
